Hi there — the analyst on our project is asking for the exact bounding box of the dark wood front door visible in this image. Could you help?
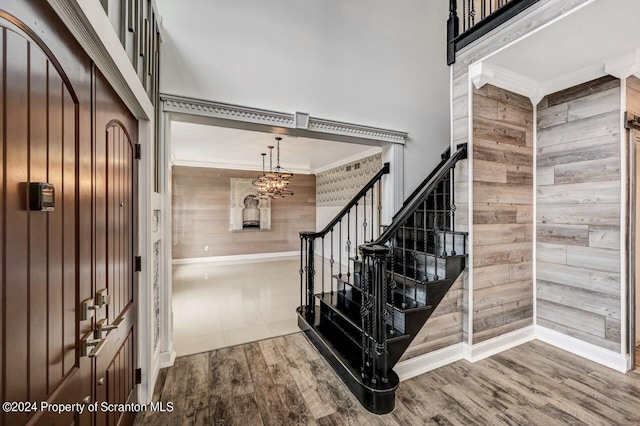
[0,2,139,425]
[93,72,139,426]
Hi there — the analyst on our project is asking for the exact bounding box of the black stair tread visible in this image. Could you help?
[333,274,432,312]
[317,291,410,343]
[388,270,450,286]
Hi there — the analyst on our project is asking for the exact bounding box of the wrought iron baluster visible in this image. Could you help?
[330,229,335,294]
[347,210,351,283]
[300,235,304,310]
[339,220,342,278]
[451,166,457,255]
[413,213,418,284]
[422,199,429,282]
[401,224,407,309]
[322,236,325,294]
[441,180,448,257]
[363,192,368,243]
[389,242,396,335]
[377,180,382,240]
[370,187,374,242]
[355,203,359,260]
[470,0,476,28]
[463,0,467,32]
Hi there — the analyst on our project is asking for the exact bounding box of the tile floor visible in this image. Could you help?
[172,256,305,357]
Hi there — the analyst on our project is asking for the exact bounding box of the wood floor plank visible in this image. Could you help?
[243,342,291,426]
[136,334,640,426]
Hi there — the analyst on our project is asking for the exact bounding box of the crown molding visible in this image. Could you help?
[605,49,640,79]
[172,159,312,175]
[542,62,605,95]
[470,60,609,106]
[46,0,153,120]
[470,62,543,105]
[161,94,407,145]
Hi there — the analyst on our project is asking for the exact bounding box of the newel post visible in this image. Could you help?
[361,244,391,384]
[300,231,317,315]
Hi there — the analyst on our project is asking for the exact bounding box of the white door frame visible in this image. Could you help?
[157,94,407,366]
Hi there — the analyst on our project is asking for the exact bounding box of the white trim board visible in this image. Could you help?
[535,326,628,373]
[394,326,535,382]
[172,251,299,265]
[394,343,464,381]
[394,324,630,382]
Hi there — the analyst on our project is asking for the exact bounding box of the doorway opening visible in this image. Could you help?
[166,119,397,357]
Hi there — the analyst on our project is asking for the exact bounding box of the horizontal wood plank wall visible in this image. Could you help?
[472,84,534,344]
[172,166,316,258]
[536,76,621,352]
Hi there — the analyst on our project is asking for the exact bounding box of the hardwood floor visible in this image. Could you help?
[135,333,640,425]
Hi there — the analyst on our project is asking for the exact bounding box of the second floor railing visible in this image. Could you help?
[447,0,541,65]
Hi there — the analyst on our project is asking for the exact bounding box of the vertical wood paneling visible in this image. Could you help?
[47,70,64,392]
[29,45,49,403]
[62,89,76,376]
[472,85,534,344]
[105,329,135,426]
[0,27,4,412]
[4,29,29,419]
[536,76,621,351]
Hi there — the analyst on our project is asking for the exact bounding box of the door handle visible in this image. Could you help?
[96,316,123,338]
[81,332,107,358]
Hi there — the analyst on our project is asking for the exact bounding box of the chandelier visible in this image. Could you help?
[253,137,294,199]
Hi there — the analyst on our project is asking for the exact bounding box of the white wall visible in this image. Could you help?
[157,0,451,196]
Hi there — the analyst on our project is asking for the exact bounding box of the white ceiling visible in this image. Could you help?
[477,0,640,99]
[170,122,381,174]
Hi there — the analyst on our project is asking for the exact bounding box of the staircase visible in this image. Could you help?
[296,144,468,414]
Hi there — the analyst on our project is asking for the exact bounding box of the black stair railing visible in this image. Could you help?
[447,0,541,65]
[357,144,467,387]
[299,162,390,317]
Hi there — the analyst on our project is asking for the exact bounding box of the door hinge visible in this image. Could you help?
[134,256,142,272]
[135,368,142,385]
[135,144,142,160]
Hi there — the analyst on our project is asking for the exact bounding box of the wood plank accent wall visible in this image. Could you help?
[172,167,316,258]
[536,76,622,352]
[450,0,593,351]
[472,85,534,344]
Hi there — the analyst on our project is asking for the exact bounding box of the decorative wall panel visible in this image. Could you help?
[316,153,382,207]
[536,76,621,352]
[472,84,534,344]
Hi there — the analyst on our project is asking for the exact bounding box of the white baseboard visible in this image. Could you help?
[172,251,298,265]
[535,325,628,373]
[159,350,176,368]
[464,325,535,363]
[394,343,464,381]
